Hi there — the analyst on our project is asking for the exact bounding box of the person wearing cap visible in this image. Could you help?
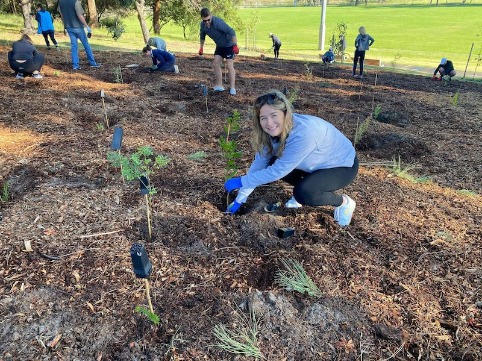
[199,7,238,95]
[433,58,456,80]
[322,47,335,64]
[269,33,282,59]
[147,37,167,52]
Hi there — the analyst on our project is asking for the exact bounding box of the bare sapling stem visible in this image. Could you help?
[145,193,152,240]
[463,43,474,79]
[118,149,125,183]
[101,97,109,128]
[144,278,154,313]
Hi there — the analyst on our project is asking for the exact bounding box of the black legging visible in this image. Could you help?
[8,51,45,75]
[353,50,366,76]
[281,155,359,207]
[273,44,281,58]
[42,30,58,47]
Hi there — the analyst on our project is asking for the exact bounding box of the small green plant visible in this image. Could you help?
[287,86,300,104]
[373,104,381,120]
[452,90,460,106]
[135,305,160,325]
[275,258,322,298]
[457,189,477,196]
[390,53,402,68]
[213,307,262,359]
[1,181,9,202]
[391,156,430,184]
[53,70,61,77]
[304,62,313,79]
[95,122,105,131]
[187,151,208,161]
[219,110,242,206]
[100,16,125,40]
[108,146,170,239]
[113,65,123,84]
[353,116,371,147]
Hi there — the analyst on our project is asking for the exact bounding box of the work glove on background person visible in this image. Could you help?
[198,47,203,55]
[226,200,242,214]
[86,26,92,38]
[224,177,242,193]
[233,45,239,54]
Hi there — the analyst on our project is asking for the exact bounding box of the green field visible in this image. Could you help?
[1,4,481,76]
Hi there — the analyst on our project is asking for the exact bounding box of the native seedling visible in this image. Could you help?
[107,146,170,240]
[100,89,109,128]
[130,242,158,324]
[187,151,208,161]
[114,65,123,84]
[219,110,241,208]
[354,116,371,148]
[0,181,9,202]
[275,258,322,298]
[213,306,262,359]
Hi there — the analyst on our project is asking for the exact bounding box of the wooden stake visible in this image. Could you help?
[145,278,154,313]
[463,42,474,79]
[145,194,152,240]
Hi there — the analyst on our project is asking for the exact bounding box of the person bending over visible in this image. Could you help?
[143,45,178,73]
[8,34,44,79]
[224,90,359,227]
[432,58,456,80]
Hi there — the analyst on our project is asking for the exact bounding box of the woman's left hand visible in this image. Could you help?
[224,177,242,192]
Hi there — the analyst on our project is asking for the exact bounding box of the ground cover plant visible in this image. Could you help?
[0,46,481,360]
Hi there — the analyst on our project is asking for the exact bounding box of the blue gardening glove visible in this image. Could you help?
[226,200,242,214]
[224,177,242,193]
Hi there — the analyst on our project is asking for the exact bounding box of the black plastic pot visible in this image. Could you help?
[130,243,152,278]
[111,126,123,150]
[139,176,149,195]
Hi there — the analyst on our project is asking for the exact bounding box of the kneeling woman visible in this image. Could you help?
[224,90,359,227]
[8,34,45,78]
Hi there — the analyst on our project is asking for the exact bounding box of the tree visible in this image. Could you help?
[87,0,99,27]
[135,0,149,43]
[152,0,160,34]
[19,0,35,34]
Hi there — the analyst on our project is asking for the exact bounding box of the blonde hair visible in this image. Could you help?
[251,89,294,157]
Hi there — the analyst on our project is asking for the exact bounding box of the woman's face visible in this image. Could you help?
[259,104,285,137]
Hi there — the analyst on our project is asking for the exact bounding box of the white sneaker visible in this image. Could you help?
[16,73,24,79]
[229,88,236,95]
[174,65,179,73]
[32,71,42,79]
[285,196,302,209]
[213,86,225,92]
[334,195,356,227]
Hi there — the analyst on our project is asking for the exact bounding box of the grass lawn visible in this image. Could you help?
[1,4,481,77]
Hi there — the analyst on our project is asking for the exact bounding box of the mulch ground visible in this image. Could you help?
[0,46,481,360]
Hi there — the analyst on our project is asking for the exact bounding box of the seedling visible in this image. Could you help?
[353,116,371,147]
[390,156,430,184]
[100,89,109,128]
[287,86,300,104]
[212,306,262,359]
[187,151,207,161]
[108,146,170,240]
[130,243,157,320]
[219,110,241,208]
[0,181,9,202]
[275,258,322,298]
[113,65,123,84]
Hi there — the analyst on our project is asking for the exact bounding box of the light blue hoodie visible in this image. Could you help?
[236,113,356,203]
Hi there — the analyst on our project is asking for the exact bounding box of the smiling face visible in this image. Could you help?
[259,104,285,137]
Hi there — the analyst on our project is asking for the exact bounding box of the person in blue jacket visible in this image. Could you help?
[147,37,167,52]
[199,8,238,95]
[36,4,58,50]
[142,45,178,73]
[223,89,359,227]
[353,26,374,78]
[322,47,335,64]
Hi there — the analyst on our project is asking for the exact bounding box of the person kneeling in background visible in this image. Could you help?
[143,45,179,73]
[432,58,456,81]
[8,34,44,79]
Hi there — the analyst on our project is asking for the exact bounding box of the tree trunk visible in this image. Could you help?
[135,0,150,44]
[19,0,35,34]
[87,0,99,27]
[153,0,160,34]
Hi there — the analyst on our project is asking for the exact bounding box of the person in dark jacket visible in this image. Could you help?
[322,47,335,64]
[353,26,374,78]
[36,4,58,50]
[432,58,456,80]
[8,34,44,79]
[143,46,178,73]
[199,8,238,95]
[269,33,282,59]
